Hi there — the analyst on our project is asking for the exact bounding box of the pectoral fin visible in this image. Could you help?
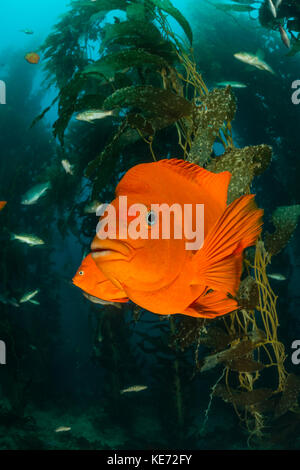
[192,195,263,296]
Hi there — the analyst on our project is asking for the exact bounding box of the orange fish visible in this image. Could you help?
[0,201,7,211]
[25,52,40,64]
[73,254,129,303]
[74,159,263,318]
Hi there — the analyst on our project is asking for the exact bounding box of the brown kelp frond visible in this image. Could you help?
[265,205,300,256]
[199,331,266,373]
[188,87,236,166]
[238,276,260,310]
[207,144,272,203]
[275,374,300,418]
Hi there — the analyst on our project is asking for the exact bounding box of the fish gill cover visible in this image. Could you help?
[0,0,300,451]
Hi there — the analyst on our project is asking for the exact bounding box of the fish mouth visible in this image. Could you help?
[91,239,132,261]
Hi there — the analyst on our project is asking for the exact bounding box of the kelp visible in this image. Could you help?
[238,276,259,311]
[82,49,168,80]
[264,205,300,256]
[189,87,236,167]
[37,0,191,146]
[52,73,105,144]
[85,120,141,189]
[86,86,193,191]
[100,20,177,63]
[103,86,193,123]
[215,385,273,408]
[206,144,272,203]
[147,0,193,45]
[199,331,266,373]
[225,357,265,373]
[275,374,300,418]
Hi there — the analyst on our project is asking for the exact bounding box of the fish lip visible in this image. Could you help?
[91,239,132,261]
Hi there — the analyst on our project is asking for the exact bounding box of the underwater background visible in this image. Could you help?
[0,0,300,451]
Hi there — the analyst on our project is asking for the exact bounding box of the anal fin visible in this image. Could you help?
[182,290,239,319]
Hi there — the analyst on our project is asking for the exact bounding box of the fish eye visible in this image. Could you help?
[79,271,84,276]
[146,210,157,226]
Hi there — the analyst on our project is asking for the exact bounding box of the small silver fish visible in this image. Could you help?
[61,159,74,175]
[76,109,117,123]
[120,385,148,394]
[216,81,247,88]
[21,182,51,205]
[268,273,287,281]
[83,292,122,309]
[55,427,71,433]
[275,0,282,9]
[267,0,277,18]
[84,200,102,214]
[11,233,45,246]
[279,25,290,49]
[20,289,40,304]
[234,52,275,75]
[20,29,34,35]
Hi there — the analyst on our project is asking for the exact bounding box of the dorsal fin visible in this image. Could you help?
[157,159,231,208]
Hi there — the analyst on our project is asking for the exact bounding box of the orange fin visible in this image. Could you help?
[116,159,231,210]
[158,159,231,209]
[193,194,263,295]
[182,290,238,319]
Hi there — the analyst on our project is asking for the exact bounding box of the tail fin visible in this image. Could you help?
[193,195,263,296]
